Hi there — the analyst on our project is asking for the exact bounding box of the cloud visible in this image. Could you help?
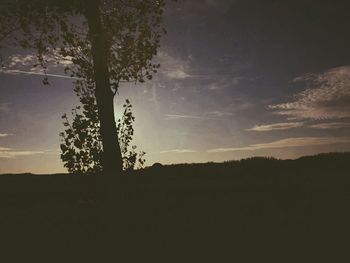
[226,98,253,112]
[0,103,10,113]
[207,76,242,90]
[0,52,74,79]
[0,146,45,158]
[0,146,11,151]
[6,52,72,69]
[0,133,13,137]
[7,54,39,69]
[164,114,224,121]
[0,50,190,81]
[160,149,197,154]
[157,51,191,79]
[247,122,304,132]
[207,137,350,153]
[0,69,80,80]
[269,66,350,120]
[246,120,350,132]
[204,0,218,6]
[0,150,45,158]
[2,51,192,83]
[308,122,350,129]
[205,111,234,117]
[166,69,190,79]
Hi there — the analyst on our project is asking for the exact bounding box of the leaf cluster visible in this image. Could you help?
[60,81,145,175]
[117,99,146,171]
[60,81,103,175]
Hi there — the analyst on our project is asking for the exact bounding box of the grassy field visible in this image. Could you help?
[0,152,349,260]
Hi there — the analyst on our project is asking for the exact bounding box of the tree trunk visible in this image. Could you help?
[84,1,125,245]
[84,0,123,177]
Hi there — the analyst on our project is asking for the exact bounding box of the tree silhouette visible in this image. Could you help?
[0,0,165,176]
[60,78,145,174]
[116,99,146,172]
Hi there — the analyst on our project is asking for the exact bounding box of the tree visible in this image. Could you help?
[0,0,165,176]
[60,79,146,174]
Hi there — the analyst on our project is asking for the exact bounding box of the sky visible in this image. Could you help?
[1,0,350,174]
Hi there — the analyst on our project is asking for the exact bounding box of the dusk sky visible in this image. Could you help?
[1,0,350,174]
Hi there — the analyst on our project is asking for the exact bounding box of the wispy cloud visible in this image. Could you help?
[164,114,224,121]
[207,76,242,90]
[205,111,234,117]
[166,69,190,79]
[0,69,80,80]
[227,98,253,112]
[5,52,72,69]
[246,121,350,132]
[207,137,350,153]
[160,149,197,154]
[0,146,11,151]
[6,54,41,70]
[247,122,304,132]
[0,103,10,113]
[0,145,45,158]
[0,133,14,137]
[0,52,74,79]
[308,122,350,130]
[269,66,350,120]
[0,150,45,158]
[2,50,191,83]
[157,51,191,80]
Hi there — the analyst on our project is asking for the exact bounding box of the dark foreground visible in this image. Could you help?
[0,152,349,261]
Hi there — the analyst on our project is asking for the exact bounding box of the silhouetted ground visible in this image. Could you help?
[0,152,349,261]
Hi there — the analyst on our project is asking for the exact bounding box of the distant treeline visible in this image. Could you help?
[0,152,349,192]
[133,152,350,189]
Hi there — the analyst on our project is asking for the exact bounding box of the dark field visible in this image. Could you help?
[1,152,349,260]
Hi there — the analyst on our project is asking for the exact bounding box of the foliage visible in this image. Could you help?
[60,81,145,175]
[0,0,165,86]
[117,99,146,172]
[60,80,103,174]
